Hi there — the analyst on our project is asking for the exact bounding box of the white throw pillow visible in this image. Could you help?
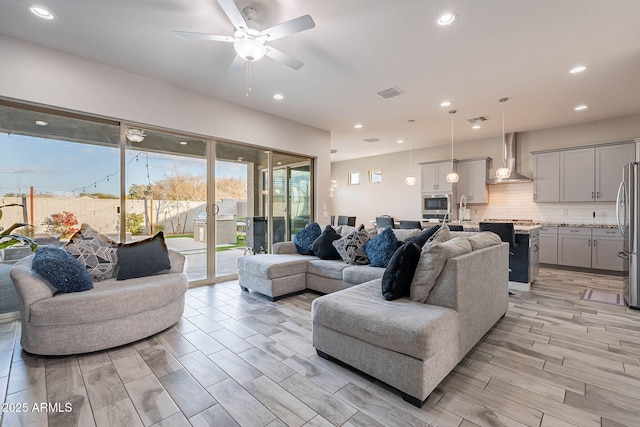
[410,236,472,303]
[467,231,502,250]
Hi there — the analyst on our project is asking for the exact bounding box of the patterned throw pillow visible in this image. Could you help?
[65,223,118,281]
[364,227,400,268]
[293,223,322,255]
[332,225,370,265]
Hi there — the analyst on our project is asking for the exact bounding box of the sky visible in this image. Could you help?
[0,133,246,197]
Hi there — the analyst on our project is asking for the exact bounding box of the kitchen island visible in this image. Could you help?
[453,221,541,292]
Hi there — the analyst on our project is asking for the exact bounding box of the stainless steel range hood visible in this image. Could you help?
[486,132,533,184]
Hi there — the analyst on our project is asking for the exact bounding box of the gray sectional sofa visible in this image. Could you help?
[238,228,509,407]
[10,249,188,355]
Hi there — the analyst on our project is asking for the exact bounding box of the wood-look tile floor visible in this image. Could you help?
[1,266,639,427]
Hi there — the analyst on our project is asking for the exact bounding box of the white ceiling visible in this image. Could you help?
[1,0,639,161]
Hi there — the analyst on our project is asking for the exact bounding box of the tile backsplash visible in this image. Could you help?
[467,183,616,224]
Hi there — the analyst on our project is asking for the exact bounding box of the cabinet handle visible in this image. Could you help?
[596,191,600,198]
[588,239,591,246]
[592,191,595,199]
[593,240,597,246]
[570,230,579,232]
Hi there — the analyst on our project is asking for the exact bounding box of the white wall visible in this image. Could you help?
[0,35,331,221]
[331,114,640,225]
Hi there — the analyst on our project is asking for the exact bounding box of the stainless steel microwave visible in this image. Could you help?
[422,194,451,214]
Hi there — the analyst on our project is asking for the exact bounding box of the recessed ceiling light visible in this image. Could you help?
[354,123,363,129]
[35,120,48,126]
[273,93,284,100]
[472,125,481,129]
[575,105,588,111]
[179,141,188,145]
[28,5,55,20]
[396,139,404,144]
[440,101,452,107]
[570,65,587,74]
[437,12,457,26]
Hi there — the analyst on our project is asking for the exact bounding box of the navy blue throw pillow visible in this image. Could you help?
[293,222,322,255]
[381,241,421,300]
[32,246,93,293]
[116,232,171,280]
[406,225,440,248]
[364,227,400,268]
[311,225,342,260]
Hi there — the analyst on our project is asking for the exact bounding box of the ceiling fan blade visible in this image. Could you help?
[229,55,246,73]
[173,31,234,42]
[216,0,248,31]
[265,46,304,70]
[261,15,315,41]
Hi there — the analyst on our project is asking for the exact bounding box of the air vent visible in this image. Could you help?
[467,116,488,124]
[375,86,405,99]
[363,137,380,143]
[330,149,338,154]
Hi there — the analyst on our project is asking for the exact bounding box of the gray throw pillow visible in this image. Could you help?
[428,224,452,244]
[332,226,370,265]
[410,236,472,303]
[467,232,502,250]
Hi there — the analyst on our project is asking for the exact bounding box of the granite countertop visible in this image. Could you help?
[453,221,619,234]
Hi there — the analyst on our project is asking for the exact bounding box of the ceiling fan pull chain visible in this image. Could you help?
[245,61,252,96]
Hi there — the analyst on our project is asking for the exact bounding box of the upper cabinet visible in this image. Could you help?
[533,152,560,202]
[560,147,595,202]
[456,158,489,203]
[532,141,635,203]
[420,161,453,194]
[595,143,636,201]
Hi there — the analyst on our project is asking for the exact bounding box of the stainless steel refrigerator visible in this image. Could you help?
[618,162,640,309]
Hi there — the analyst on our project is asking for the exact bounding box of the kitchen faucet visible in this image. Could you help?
[460,195,467,210]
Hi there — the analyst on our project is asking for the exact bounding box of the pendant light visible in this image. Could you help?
[495,97,511,179]
[405,119,417,186]
[445,110,459,183]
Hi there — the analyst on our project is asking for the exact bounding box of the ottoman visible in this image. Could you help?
[237,254,314,301]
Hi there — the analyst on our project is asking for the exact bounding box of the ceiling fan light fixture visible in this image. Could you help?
[437,12,457,26]
[126,128,146,143]
[234,37,267,62]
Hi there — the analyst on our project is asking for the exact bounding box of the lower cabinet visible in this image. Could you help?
[539,226,558,264]
[552,226,626,272]
[591,228,627,271]
[558,227,592,268]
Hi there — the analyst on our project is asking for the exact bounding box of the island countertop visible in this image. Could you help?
[453,222,542,234]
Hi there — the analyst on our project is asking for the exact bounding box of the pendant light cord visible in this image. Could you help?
[408,119,415,174]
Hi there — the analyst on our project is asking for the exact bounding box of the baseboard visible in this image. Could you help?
[508,281,531,292]
[0,311,20,323]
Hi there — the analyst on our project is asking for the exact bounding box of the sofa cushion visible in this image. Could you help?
[343,265,386,285]
[116,232,171,280]
[405,225,440,247]
[293,222,322,255]
[65,223,118,281]
[410,236,472,303]
[238,254,313,279]
[311,225,342,260]
[312,280,460,360]
[387,228,421,242]
[467,231,502,250]
[32,247,94,293]
[308,259,350,280]
[28,272,187,326]
[332,226,370,265]
[364,227,400,268]
[381,241,421,300]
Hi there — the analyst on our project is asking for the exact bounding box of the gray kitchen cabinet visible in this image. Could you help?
[558,227,592,268]
[420,162,453,193]
[539,226,558,264]
[595,143,635,201]
[560,148,595,202]
[456,158,489,203]
[591,228,627,271]
[533,152,560,202]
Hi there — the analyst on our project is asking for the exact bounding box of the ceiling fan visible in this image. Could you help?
[174,0,315,71]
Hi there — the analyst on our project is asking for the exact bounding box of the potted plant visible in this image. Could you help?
[0,204,37,261]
